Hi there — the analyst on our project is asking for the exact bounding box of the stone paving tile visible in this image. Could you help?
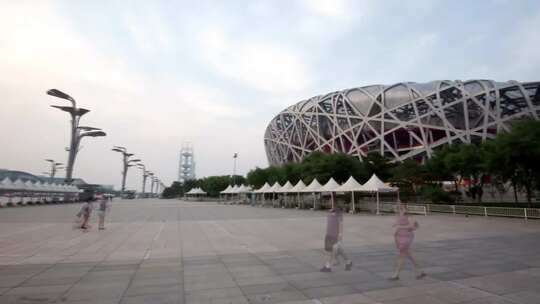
[362,285,426,302]
[501,290,540,304]
[453,272,540,295]
[458,295,517,304]
[130,274,182,287]
[351,279,402,293]
[125,283,181,297]
[121,293,183,304]
[429,271,474,281]
[0,275,34,288]
[319,293,378,303]
[2,200,540,304]
[380,294,448,304]
[0,294,65,304]
[4,284,72,296]
[62,282,130,302]
[240,282,297,295]
[288,278,339,290]
[235,275,286,286]
[421,282,493,303]
[185,286,243,303]
[246,290,308,304]
[302,284,358,299]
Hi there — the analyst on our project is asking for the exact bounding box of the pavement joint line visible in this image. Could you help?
[0,222,108,294]
[197,219,254,302]
[3,200,540,303]
[142,221,166,261]
[57,221,147,303]
[178,204,186,304]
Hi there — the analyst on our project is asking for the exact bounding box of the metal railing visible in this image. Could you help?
[356,201,540,220]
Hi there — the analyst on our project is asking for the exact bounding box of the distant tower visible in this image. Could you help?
[178,142,196,183]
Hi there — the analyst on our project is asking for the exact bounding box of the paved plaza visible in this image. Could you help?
[1,200,540,304]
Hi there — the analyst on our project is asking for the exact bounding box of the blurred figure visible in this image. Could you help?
[96,193,110,230]
[320,205,353,272]
[77,197,94,231]
[390,202,426,280]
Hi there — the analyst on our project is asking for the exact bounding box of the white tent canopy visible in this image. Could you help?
[186,187,207,195]
[320,177,340,192]
[255,182,270,193]
[301,179,322,193]
[237,185,252,193]
[359,174,398,215]
[231,185,240,193]
[360,174,398,192]
[336,176,364,213]
[290,180,306,192]
[276,181,293,193]
[336,176,363,192]
[194,188,207,195]
[220,185,233,194]
[0,178,13,190]
[264,182,282,193]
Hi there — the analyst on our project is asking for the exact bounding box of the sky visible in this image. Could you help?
[1,0,540,191]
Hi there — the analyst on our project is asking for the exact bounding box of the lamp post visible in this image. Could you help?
[45,159,64,182]
[232,153,238,186]
[153,177,160,197]
[112,146,140,196]
[137,164,148,198]
[47,89,106,183]
[148,172,154,196]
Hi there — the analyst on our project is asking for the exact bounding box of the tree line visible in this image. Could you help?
[164,119,540,206]
[162,175,245,198]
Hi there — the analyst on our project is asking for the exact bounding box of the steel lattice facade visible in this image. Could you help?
[265,80,540,165]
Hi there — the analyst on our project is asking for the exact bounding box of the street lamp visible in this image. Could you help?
[153,177,159,197]
[112,146,140,195]
[137,164,148,198]
[147,172,154,195]
[45,159,64,182]
[47,89,106,183]
[232,153,238,186]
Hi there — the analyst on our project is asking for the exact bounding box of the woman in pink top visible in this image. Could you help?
[390,202,426,280]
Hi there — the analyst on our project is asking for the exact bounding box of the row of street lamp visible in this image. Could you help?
[47,89,165,197]
[111,146,163,197]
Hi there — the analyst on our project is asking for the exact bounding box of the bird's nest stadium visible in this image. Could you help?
[264,80,540,165]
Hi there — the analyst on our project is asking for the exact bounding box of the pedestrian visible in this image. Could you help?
[320,204,353,272]
[97,193,110,230]
[78,197,94,231]
[389,202,426,280]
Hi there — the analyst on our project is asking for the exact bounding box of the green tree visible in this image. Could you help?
[363,152,394,180]
[487,119,540,206]
[198,176,230,197]
[162,181,183,198]
[246,167,269,188]
[390,159,427,202]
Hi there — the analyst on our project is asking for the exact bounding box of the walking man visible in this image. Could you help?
[78,197,94,231]
[321,203,353,272]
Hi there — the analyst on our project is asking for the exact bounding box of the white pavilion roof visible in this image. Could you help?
[290,180,306,192]
[336,176,363,192]
[276,181,293,193]
[254,182,270,193]
[301,179,323,192]
[320,177,340,192]
[360,174,398,192]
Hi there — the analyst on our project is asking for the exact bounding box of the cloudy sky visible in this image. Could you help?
[1,0,539,190]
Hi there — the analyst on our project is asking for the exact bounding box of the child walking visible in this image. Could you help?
[97,193,110,230]
[320,205,353,272]
[390,202,426,280]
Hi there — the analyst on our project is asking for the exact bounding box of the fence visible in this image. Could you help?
[357,201,540,220]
